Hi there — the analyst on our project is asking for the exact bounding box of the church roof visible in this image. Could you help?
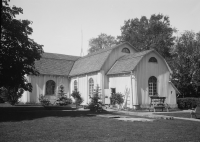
[69,48,113,76]
[107,50,152,75]
[35,53,80,76]
[69,42,134,76]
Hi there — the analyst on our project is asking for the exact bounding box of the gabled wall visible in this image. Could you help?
[102,43,138,89]
[134,51,176,107]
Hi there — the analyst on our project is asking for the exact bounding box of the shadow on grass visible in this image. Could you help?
[0,106,112,122]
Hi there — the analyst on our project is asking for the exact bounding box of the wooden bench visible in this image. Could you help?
[149,96,169,112]
[191,106,200,118]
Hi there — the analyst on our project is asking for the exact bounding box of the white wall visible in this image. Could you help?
[70,72,100,105]
[109,74,133,108]
[134,51,176,107]
[20,75,69,103]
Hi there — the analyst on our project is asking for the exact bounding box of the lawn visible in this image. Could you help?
[0,106,200,142]
[154,112,196,118]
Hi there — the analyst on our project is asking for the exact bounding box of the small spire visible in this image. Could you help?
[80,29,84,56]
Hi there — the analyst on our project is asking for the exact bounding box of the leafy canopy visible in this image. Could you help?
[118,14,176,58]
[1,0,43,92]
[171,31,200,97]
[88,33,118,54]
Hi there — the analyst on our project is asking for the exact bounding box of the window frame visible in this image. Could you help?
[122,48,130,53]
[148,76,157,96]
[74,80,78,91]
[45,80,56,95]
[89,78,94,97]
[149,57,158,63]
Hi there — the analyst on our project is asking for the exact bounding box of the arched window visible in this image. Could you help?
[148,76,157,96]
[149,57,157,63]
[122,48,130,53]
[74,80,77,91]
[89,78,94,97]
[46,80,56,95]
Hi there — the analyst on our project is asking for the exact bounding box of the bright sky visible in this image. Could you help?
[10,0,200,56]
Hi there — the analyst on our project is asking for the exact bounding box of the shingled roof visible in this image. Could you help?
[69,42,135,76]
[69,48,113,76]
[107,50,153,75]
[35,53,80,76]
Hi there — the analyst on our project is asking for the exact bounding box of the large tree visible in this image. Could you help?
[1,0,43,92]
[170,31,200,97]
[88,33,118,54]
[118,14,176,58]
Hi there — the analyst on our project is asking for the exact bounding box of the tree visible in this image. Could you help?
[88,33,118,54]
[1,0,43,93]
[171,31,200,97]
[71,90,83,108]
[118,14,176,58]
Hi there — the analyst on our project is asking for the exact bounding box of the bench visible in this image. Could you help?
[191,106,200,118]
[149,96,169,112]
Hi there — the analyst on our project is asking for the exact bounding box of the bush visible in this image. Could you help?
[55,85,72,106]
[56,95,72,106]
[71,90,83,108]
[110,92,124,106]
[177,98,200,109]
[39,95,50,106]
[88,85,103,112]
[0,87,24,105]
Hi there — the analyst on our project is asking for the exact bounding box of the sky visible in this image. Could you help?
[9,0,200,56]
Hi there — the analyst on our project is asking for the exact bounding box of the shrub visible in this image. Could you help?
[39,95,50,106]
[55,85,72,106]
[177,98,200,109]
[0,87,24,105]
[71,90,83,108]
[88,85,103,112]
[110,92,124,106]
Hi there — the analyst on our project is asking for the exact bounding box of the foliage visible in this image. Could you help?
[88,85,103,112]
[39,94,50,106]
[118,14,176,58]
[0,87,24,105]
[1,0,43,92]
[88,33,118,53]
[71,90,83,107]
[177,98,200,109]
[110,92,124,105]
[170,31,200,97]
[56,85,72,106]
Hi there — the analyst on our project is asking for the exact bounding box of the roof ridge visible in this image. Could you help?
[44,52,80,57]
[119,49,153,61]
[41,57,77,62]
[79,42,130,60]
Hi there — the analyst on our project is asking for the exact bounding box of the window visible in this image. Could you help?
[74,80,77,91]
[89,78,94,97]
[46,80,56,95]
[111,88,116,94]
[122,48,130,53]
[148,76,157,96]
[149,57,157,63]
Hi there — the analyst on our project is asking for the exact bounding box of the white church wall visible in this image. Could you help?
[109,74,132,107]
[167,83,177,108]
[20,75,69,103]
[134,51,175,108]
[70,72,100,105]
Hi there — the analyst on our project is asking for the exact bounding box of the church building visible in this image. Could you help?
[20,42,178,108]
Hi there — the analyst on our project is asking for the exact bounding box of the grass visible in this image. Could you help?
[155,112,199,118]
[0,105,200,142]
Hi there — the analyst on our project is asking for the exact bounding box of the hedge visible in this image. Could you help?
[177,98,200,109]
